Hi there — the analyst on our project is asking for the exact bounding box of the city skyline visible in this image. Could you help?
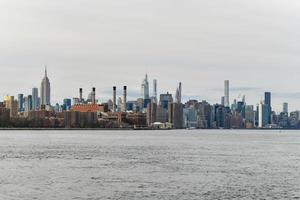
[0,68,297,115]
[0,67,299,113]
[1,0,300,111]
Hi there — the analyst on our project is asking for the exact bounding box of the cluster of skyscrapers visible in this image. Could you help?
[0,69,298,129]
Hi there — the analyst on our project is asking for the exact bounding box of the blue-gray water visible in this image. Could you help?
[0,130,300,200]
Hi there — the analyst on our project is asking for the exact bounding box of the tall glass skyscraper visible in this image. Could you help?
[141,74,149,100]
[264,92,272,124]
[18,94,24,112]
[32,87,39,110]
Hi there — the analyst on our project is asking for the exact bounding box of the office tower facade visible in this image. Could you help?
[32,87,39,110]
[221,96,225,106]
[147,102,157,126]
[122,86,127,112]
[259,102,269,128]
[283,102,288,114]
[264,92,272,124]
[153,79,157,103]
[168,102,183,129]
[183,107,197,128]
[28,95,33,111]
[113,86,117,112]
[245,105,254,124]
[18,94,24,112]
[159,93,173,110]
[198,101,213,129]
[63,99,72,110]
[141,74,149,99]
[4,96,18,118]
[40,67,51,106]
[224,80,229,107]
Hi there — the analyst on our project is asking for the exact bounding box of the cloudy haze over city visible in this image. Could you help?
[0,0,300,111]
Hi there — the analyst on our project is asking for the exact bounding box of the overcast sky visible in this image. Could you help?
[0,0,300,112]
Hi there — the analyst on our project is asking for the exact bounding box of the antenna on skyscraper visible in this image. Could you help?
[45,65,47,77]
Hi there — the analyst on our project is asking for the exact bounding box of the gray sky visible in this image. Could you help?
[0,0,300,112]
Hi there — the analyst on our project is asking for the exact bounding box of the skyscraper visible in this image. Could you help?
[40,67,51,106]
[224,80,229,107]
[18,94,24,112]
[283,102,288,114]
[122,86,127,112]
[141,74,149,99]
[153,79,157,101]
[264,92,271,124]
[32,87,39,110]
[175,82,182,104]
[27,95,33,111]
[259,101,269,128]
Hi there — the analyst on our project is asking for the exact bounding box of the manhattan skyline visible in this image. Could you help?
[1,0,300,111]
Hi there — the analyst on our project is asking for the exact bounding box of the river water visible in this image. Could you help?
[0,130,299,200]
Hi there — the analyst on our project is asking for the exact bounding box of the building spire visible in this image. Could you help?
[45,65,47,77]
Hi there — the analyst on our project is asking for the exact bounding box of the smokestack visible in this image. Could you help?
[79,88,83,102]
[113,86,116,112]
[123,86,127,112]
[92,87,96,104]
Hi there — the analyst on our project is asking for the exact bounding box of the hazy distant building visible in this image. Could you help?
[122,86,127,112]
[156,106,168,123]
[183,107,197,128]
[18,94,24,112]
[224,80,230,107]
[141,74,149,100]
[283,102,288,114]
[198,101,212,128]
[259,102,269,128]
[28,95,33,111]
[32,87,39,110]
[175,82,182,104]
[63,99,72,111]
[264,92,272,124]
[4,96,18,118]
[40,67,51,106]
[168,103,183,129]
[147,102,157,126]
[117,97,122,112]
[159,93,173,110]
[153,79,157,103]
[245,105,254,128]
[221,96,225,106]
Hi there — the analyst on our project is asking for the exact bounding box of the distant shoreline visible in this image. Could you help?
[0,128,298,131]
[0,128,135,131]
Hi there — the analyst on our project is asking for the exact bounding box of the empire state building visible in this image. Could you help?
[40,67,51,106]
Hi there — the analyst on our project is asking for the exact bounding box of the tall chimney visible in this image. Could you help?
[79,88,83,102]
[92,87,96,104]
[113,86,116,112]
[123,86,127,112]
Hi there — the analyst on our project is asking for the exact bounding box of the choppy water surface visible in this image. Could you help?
[0,130,300,200]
